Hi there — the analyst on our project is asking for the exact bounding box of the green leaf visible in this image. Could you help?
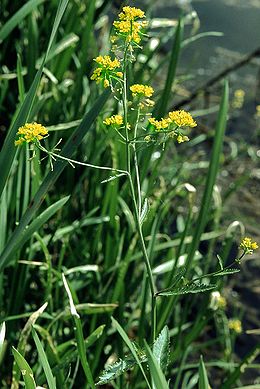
[144,340,169,389]
[31,327,56,389]
[153,326,170,374]
[199,356,210,389]
[62,274,95,389]
[0,0,69,200]
[185,81,229,273]
[213,268,240,277]
[158,283,216,296]
[12,347,37,389]
[0,90,109,272]
[97,353,147,385]
[111,317,151,389]
[11,303,48,389]
[0,0,46,43]
[0,196,69,271]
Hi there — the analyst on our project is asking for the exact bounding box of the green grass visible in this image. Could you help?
[0,1,259,388]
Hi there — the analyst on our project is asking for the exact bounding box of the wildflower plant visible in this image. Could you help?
[1,1,259,388]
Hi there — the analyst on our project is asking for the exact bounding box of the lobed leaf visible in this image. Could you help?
[158,283,216,296]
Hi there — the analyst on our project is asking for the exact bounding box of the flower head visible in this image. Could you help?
[228,319,242,334]
[91,55,122,87]
[118,6,145,21]
[15,122,48,146]
[168,110,197,128]
[148,117,170,131]
[130,84,154,98]
[240,237,258,254]
[113,6,147,45]
[103,115,123,127]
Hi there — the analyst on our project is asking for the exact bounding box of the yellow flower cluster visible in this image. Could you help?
[118,6,145,20]
[91,55,122,87]
[149,110,197,131]
[15,122,48,146]
[130,84,154,98]
[113,6,148,44]
[103,115,123,126]
[228,319,242,334]
[168,110,197,128]
[240,237,258,254]
[148,110,196,143]
[148,117,169,131]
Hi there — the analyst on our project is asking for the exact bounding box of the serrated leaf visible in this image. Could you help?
[213,268,240,277]
[158,283,216,296]
[152,326,170,374]
[199,356,210,389]
[97,353,147,385]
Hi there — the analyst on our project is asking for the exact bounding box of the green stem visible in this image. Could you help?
[122,45,157,341]
[133,106,142,217]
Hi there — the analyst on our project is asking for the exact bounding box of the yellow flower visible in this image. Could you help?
[91,55,122,87]
[94,55,120,69]
[228,319,242,334]
[176,134,189,143]
[148,117,170,131]
[232,89,245,109]
[130,84,154,98]
[118,6,145,21]
[168,110,197,128]
[103,115,123,126]
[240,237,258,254]
[113,6,147,45]
[15,122,48,146]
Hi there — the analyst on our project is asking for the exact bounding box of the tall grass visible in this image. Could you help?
[0,1,259,388]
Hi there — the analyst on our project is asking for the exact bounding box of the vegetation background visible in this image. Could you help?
[0,0,259,388]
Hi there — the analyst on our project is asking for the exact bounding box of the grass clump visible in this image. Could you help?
[0,1,259,388]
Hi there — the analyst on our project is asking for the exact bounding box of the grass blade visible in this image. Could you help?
[0,196,69,271]
[185,80,229,273]
[62,274,95,389]
[31,327,56,389]
[222,345,260,389]
[0,0,45,43]
[144,340,169,389]
[12,347,37,389]
[0,0,69,199]
[0,90,109,271]
[199,356,210,389]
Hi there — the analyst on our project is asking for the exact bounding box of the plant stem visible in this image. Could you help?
[121,47,157,341]
[133,106,142,217]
